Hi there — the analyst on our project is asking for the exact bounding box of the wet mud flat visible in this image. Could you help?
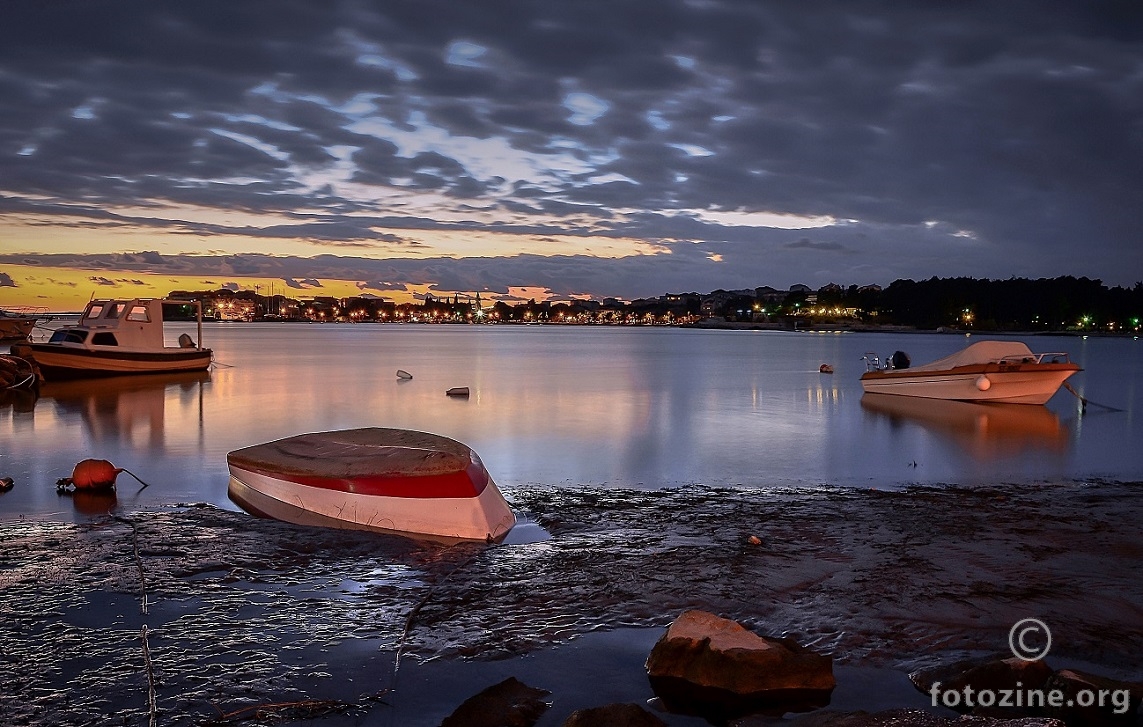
[1,481,1141,726]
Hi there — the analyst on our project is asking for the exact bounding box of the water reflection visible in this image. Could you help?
[860,393,1069,459]
[60,489,118,516]
[38,371,209,447]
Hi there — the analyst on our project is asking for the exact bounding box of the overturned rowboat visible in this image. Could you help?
[226,428,516,542]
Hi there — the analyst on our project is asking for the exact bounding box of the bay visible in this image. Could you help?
[2,324,1141,521]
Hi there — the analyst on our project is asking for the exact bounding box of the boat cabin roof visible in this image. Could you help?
[68,298,198,350]
[913,341,1035,371]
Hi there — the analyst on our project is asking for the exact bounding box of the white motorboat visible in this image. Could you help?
[0,306,49,342]
[227,427,517,542]
[11,298,211,380]
[860,340,1080,404]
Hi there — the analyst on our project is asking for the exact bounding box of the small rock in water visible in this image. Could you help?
[562,703,667,726]
[439,676,551,727]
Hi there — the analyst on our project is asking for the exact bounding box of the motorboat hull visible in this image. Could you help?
[227,428,516,542]
[13,343,213,379]
[0,318,36,342]
[860,362,1080,404]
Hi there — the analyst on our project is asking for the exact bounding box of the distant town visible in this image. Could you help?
[166,276,1143,334]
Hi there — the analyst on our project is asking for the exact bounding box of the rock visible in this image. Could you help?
[1041,669,1142,726]
[909,656,1054,713]
[735,707,1067,727]
[439,676,551,727]
[562,703,668,726]
[645,609,835,720]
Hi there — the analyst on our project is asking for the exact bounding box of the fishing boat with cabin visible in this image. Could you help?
[11,298,211,380]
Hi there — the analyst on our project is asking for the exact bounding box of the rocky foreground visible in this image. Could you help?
[0,481,1141,725]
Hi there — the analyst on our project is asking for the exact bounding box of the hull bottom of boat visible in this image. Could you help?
[14,344,212,380]
[860,370,1078,405]
[227,471,516,543]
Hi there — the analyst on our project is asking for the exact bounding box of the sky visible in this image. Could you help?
[1,0,1141,310]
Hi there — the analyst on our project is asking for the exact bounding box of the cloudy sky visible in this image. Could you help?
[1,0,1141,309]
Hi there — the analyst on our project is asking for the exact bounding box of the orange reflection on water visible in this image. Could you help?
[860,393,1069,460]
[39,371,209,449]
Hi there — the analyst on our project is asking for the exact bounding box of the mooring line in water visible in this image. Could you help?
[386,545,487,699]
[114,515,149,615]
[1063,381,1123,413]
[142,625,158,727]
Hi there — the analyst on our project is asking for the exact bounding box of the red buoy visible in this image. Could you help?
[70,459,123,490]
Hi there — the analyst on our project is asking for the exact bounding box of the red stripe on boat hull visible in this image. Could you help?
[228,458,490,499]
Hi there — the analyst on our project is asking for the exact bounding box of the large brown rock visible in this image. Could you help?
[1041,669,1142,726]
[439,676,551,727]
[645,610,835,720]
[909,656,1054,713]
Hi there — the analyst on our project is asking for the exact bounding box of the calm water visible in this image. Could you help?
[2,324,1141,520]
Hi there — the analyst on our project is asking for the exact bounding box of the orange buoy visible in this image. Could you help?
[70,459,123,490]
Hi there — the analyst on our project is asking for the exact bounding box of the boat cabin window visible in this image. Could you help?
[49,329,88,344]
[126,305,150,322]
[91,332,119,346]
[83,304,105,320]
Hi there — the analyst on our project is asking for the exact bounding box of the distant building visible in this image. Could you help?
[755,286,786,303]
[216,297,255,321]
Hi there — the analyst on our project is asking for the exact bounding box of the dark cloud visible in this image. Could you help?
[785,238,849,252]
[1,0,1140,293]
[282,277,323,289]
[89,276,116,286]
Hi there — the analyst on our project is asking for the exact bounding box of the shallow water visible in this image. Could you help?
[2,483,1140,726]
[2,325,1141,520]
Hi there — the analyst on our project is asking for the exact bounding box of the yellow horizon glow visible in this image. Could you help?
[0,212,659,260]
[0,264,579,312]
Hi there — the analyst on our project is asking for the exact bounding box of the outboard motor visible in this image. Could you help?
[890,350,911,370]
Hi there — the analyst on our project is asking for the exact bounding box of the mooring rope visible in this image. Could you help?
[1062,381,1123,413]
[114,516,149,615]
[141,626,158,727]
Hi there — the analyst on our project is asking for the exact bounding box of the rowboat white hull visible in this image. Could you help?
[226,428,517,542]
[228,469,516,542]
[861,365,1079,404]
[15,344,213,379]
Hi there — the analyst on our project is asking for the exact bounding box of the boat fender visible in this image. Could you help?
[67,459,124,490]
[890,351,911,370]
[178,333,196,348]
[974,375,991,392]
[57,459,152,492]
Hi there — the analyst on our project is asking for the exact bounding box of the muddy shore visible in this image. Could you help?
[1,481,1141,726]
